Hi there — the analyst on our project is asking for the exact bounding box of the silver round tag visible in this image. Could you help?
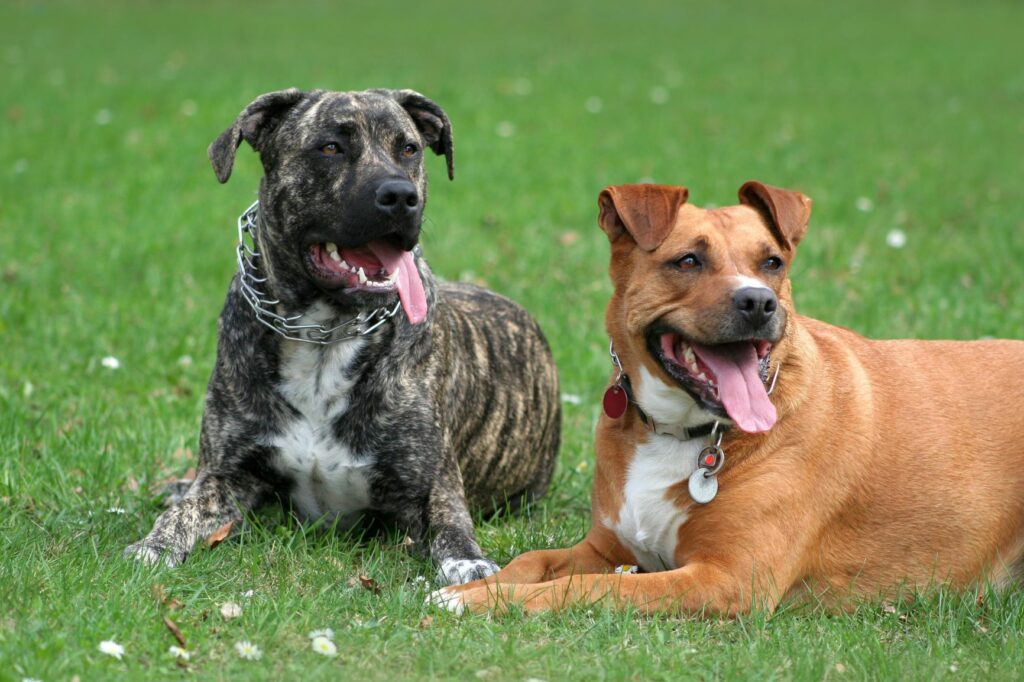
[688,469,719,504]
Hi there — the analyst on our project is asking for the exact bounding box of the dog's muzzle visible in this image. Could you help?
[235,201,402,344]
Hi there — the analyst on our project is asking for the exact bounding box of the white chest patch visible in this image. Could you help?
[605,433,706,572]
[268,304,373,525]
[634,365,726,430]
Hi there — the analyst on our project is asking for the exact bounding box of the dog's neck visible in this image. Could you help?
[235,200,409,345]
[619,373,720,440]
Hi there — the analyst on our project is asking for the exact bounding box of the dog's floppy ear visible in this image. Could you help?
[377,89,454,181]
[598,184,688,251]
[738,181,812,251]
[208,88,306,184]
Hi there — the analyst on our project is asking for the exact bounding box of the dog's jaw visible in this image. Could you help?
[643,326,778,433]
[305,240,428,324]
[633,364,730,432]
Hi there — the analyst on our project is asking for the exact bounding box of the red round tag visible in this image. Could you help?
[603,385,628,419]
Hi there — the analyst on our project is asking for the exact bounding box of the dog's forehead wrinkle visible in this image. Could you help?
[300,94,330,127]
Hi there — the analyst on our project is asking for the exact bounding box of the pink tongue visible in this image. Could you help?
[691,342,776,433]
[365,241,427,324]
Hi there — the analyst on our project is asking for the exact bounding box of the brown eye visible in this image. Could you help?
[676,253,702,271]
[763,256,784,271]
[401,143,419,158]
[320,143,340,155]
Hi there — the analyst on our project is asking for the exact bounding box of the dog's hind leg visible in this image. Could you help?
[124,471,272,567]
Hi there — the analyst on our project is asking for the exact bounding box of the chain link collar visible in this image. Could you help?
[235,201,402,345]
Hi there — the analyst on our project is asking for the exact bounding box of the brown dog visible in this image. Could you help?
[431,180,1024,615]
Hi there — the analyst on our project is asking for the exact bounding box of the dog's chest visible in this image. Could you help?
[606,434,704,572]
[269,330,374,524]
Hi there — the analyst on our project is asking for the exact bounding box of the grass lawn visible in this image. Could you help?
[3,0,1024,679]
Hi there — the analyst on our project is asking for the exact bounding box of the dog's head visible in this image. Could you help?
[598,181,811,433]
[209,88,454,323]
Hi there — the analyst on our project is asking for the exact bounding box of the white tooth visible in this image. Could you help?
[357,267,367,284]
[683,347,696,364]
[697,372,708,382]
[325,242,338,253]
[387,269,399,283]
[689,363,699,373]
[329,251,341,262]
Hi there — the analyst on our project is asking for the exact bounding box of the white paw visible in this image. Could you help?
[436,558,499,586]
[427,587,465,615]
[123,542,182,568]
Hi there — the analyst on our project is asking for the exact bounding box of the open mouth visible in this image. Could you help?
[309,242,400,290]
[306,239,427,324]
[648,329,777,433]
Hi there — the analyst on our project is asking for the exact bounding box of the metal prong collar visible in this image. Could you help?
[235,201,402,345]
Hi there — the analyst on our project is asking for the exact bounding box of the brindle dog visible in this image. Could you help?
[125,88,561,585]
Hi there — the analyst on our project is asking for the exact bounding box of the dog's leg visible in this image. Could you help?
[429,531,627,609]
[124,471,270,567]
[424,466,500,586]
[438,561,780,616]
[448,527,628,589]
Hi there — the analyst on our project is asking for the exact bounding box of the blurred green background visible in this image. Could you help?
[2,1,1024,680]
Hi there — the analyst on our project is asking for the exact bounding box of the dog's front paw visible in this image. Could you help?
[123,541,186,568]
[427,587,466,615]
[437,558,500,586]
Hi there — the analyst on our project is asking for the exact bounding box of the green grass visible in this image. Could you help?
[3,0,1024,679]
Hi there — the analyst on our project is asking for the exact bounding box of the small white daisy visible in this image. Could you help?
[106,507,127,515]
[22,677,43,682]
[98,639,125,660]
[234,640,261,660]
[101,356,120,370]
[168,645,190,660]
[311,636,338,657]
[220,602,243,619]
[308,628,335,640]
[584,96,603,114]
[495,121,516,138]
[855,196,874,212]
[95,109,113,125]
[885,229,907,249]
[560,393,582,405]
[614,564,638,575]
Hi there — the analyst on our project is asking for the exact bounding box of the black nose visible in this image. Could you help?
[375,179,419,215]
[733,287,778,328]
